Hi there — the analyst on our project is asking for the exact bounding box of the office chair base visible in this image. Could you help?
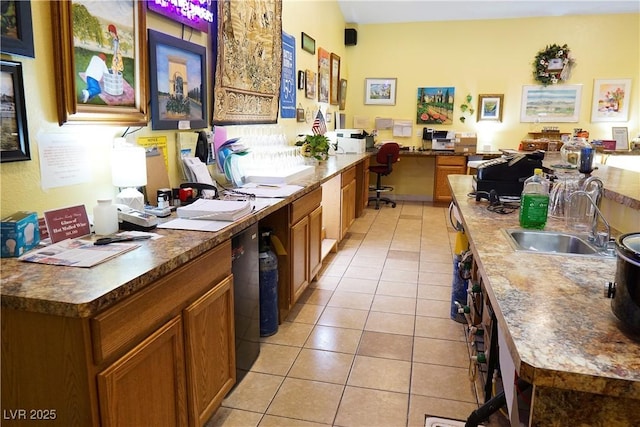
[368,195,396,210]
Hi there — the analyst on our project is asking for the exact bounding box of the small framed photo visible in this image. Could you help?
[364,78,396,105]
[301,32,315,54]
[305,69,316,99]
[477,94,504,122]
[148,29,207,130]
[612,127,629,151]
[546,58,565,71]
[1,60,31,162]
[297,70,305,90]
[591,78,632,122]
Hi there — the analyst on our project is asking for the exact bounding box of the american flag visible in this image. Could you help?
[312,109,327,135]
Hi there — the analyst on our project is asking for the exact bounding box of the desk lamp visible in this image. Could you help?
[112,138,146,211]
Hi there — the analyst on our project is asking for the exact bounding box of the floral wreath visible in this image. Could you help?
[533,43,575,85]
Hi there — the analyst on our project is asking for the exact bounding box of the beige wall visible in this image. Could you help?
[346,14,639,149]
[1,2,638,219]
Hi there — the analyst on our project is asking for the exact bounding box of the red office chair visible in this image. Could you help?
[368,142,400,209]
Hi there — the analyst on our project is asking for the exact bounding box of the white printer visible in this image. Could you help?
[335,129,367,153]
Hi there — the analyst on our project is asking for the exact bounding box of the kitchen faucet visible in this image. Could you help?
[567,190,611,250]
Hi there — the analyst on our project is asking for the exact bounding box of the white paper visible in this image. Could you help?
[239,183,304,198]
[375,117,393,130]
[38,133,92,189]
[353,115,370,129]
[392,120,413,137]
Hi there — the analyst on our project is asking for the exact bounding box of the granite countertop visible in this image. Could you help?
[543,152,640,210]
[449,174,640,400]
[0,153,370,318]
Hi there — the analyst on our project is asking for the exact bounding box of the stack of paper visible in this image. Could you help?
[177,199,252,221]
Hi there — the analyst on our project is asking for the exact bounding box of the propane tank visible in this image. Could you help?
[259,228,279,337]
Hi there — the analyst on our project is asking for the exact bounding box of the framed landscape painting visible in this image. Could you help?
[148,30,207,130]
[365,78,396,105]
[51,0,148,125]
[520,85,582,123]
[1,0,35,58]
[417,86,454,124]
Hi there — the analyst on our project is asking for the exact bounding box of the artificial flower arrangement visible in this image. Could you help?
[533,43,575,86]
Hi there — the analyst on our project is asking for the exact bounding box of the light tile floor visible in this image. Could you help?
[207,202,485,427]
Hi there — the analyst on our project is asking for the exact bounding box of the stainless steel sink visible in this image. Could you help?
[503,229,615,257]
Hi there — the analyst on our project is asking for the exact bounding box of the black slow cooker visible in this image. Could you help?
[611,233,640,333]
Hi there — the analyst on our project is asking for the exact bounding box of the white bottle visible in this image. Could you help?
[93,199,119,235]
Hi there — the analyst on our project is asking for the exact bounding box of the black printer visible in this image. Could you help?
[473,151,544,199]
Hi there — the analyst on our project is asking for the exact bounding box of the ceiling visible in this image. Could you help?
[337,0,640,24]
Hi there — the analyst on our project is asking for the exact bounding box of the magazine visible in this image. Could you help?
[19,238,139,268]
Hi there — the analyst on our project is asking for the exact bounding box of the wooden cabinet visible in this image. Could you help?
[340,166,357,240]
[1,241,233,427]
[97,316,188,427]
[355,156,370,217]
[434,155,466,203]
[260,187,323,321]
[291,215,310,303]
[183,276,235,426]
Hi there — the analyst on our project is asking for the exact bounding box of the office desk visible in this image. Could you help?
[370,150,500,203]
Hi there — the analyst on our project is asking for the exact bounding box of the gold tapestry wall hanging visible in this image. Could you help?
[212,0,282,124]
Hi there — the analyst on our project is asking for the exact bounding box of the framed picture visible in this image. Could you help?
[1,60,30,162]
[305,69,316,99]
[417,86,454,124]
[297,70,305,90]
[520,84,582,123]
[301,32,315,54]
[317,48,330,103]
[477,94,504,121]
[1,0,34,58]
[591,78,632,122]
[51,0,148,126]
[212,0,282,124]
[330,53,340,105]
[339,79,347,110]
[148,30,207,130]
[365,78,397,105]
[612,127,629,150]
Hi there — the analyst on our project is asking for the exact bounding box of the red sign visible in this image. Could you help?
[44,205,91,243]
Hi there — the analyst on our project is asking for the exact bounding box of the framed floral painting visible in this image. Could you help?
[591,79,632,122]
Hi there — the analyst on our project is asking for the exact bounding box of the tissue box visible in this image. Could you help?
[454,132,477,153]
[1,211,40,257]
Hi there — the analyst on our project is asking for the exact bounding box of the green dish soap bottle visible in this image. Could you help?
[519,168,550,229]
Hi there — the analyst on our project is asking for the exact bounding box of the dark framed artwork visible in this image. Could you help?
[1,60,30,162]
[329,53,340,105]
[301,32,315,54]
[148,30,207,130]
[50,0,148,126]
[212,0,282,124]
[317,47,329,103]
[1,0,35,58]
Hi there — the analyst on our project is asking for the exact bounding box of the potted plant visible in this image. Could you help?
[296,134,330,161]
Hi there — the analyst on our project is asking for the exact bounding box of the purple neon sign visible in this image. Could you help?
[147,0,214,33]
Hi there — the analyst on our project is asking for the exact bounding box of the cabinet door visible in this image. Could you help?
[309,205,323,281]
[183,275,235,427]
[291,216,310,304]
[434,159,466,203]
[341,179,356,239]
[97,316,187,427]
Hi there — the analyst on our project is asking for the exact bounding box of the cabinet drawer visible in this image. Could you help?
[91,241,231,364]
[290,187,322,225]
[341,167,356,187]
[436,155,466,166]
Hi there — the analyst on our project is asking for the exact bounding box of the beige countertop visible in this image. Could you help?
[0,153,369,318]
[449,174,640,400]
